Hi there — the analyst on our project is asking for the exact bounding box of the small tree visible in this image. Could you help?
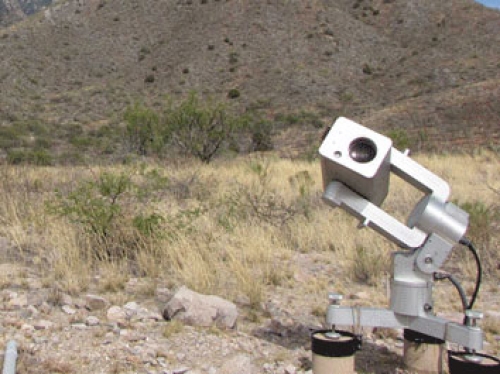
[124,103,160,156]
[162,93,239,163]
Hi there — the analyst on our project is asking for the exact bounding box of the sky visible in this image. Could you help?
[476,0,500,9]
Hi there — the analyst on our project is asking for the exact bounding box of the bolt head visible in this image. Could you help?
[465,310,484,320]
[325,331,341,340]
[328,293,343,304]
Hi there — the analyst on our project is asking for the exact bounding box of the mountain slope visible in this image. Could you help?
[0,0,52,26]
[0,0,498,156]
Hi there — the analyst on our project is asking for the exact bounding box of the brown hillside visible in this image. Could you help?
[0,0,498,155]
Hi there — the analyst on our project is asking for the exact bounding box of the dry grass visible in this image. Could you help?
[0,152,497,308]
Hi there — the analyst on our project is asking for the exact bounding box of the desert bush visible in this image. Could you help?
[124,103,160,156]
[349,244,390,286]
[457,200,499,275]
[0,125,26,150]
[7,149,53,166]
[227,88,240,99]
[47,171,132,258]
[228,52,239,65]
[221,160,313,227]
[362,63,373,75]
[386,128,411,150]
[274,110,323,129]
[161,92,241,163]
[46,169,167,260]
[249,117,274,152]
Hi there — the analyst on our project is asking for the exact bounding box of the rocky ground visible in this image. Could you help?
[0,250,498,374]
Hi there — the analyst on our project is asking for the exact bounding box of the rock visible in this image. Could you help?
[61,293,74,306]
[124,301,140,312]
[85,294,108,310]
[62,305,77,315]
[8,292,28,308]
[123,301,162,321]
[119,329,146,342]
[34,319,54,330]
[267,317,311,340]
[72,323,88,330]
[85,316,100,326]
[27,289,50,306]
[21,323,34,331]
[219,354,259,374]
[172,367,190,374]
[38,302,52,315]
[107,306,127,322]
[163,286,238,329]
[156,287,172,304]
[350,291,370,300]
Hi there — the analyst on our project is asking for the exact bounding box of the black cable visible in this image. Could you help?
[459,237,482,310]
[434,272,468,313]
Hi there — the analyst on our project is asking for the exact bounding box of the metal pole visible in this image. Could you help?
[2,340,17,374]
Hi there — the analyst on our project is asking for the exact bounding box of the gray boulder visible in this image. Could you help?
[163,286,238,329]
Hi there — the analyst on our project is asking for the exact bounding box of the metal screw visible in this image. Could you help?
[328,293,343,305]
[464,354,483,364]
[325,331,341,340]
[424,303,433,312]
[465,310,483,327]
[424,256,433,264]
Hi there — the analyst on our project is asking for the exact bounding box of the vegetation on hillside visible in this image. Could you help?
[0,153,497,314]
[0,0,499,156]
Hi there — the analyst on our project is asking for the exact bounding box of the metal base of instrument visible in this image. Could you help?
[311,330,361,374]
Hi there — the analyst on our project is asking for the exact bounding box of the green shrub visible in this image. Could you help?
[386,128,411,150]
[31,149,53,166]
[350,245,389,285]
[7,149,53,166]
[227,88,240,99]
[47,168,174,259]
[273,110,323,129]
[133,213,165,237]
[457,200,499,275]
[249,119,274,152]
[228,52,239,65]
[34,137,52,150]
[69,136,93,150]
[47,172,132,259]
[162,92,241,163]
[223,161,311,227]
[124,103,160,156]
[0,126,25,150]
[362,63,373,75]
[6,149,28,165]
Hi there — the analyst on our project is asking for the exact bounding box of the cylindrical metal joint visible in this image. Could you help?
[2,340,18,374]
[312,330,361,374]
[403,329,444,374]
[408,196,468,242]
[448,351,500,374]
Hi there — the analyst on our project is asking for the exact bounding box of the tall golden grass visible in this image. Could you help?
[0,151,497,308]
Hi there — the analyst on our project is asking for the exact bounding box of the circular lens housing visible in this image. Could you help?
[349,138,377,163]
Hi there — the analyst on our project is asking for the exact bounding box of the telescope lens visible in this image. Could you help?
[349,138,377,163]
